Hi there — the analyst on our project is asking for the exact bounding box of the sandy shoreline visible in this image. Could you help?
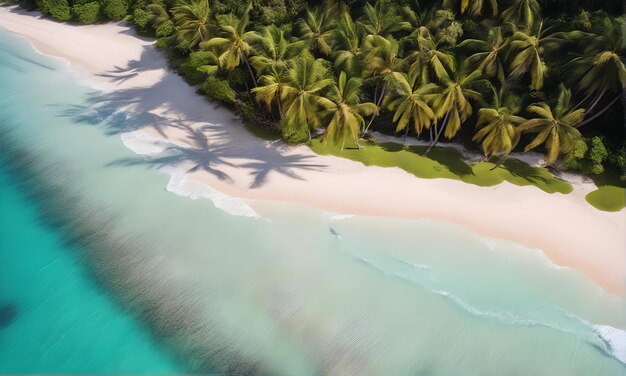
[1,7,624,295]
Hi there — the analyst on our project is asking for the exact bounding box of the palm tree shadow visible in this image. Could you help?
[422,146,474,177]
[108,127,235,181]
[500,158,553,185]
[55,44,329,187]
[240,154,326,189]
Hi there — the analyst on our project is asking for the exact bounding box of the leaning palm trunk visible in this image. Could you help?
[425,110,450,154]
[376,83,387,106]
[490,153,511,170]
[362,83,387,136]
[241,49,257,88]
[577,89,624,128]
[403,124,410,144]
[585,88,607,113]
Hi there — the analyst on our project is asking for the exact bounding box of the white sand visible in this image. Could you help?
[1,7,624,295]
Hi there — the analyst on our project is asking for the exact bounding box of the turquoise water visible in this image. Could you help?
[0,166,183,373]
[0,26,625,375]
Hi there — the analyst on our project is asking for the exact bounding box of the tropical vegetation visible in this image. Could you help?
[5,0,625,187]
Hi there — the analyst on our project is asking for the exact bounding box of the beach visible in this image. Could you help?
[0,4,624,298]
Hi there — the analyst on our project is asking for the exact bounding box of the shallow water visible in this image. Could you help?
[0,27,625,375]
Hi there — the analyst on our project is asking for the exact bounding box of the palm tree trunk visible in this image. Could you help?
[585,88,607,113]
[307,126,312,143]
[425,110,450,154]
[577,90,624,128]
[241,50,257,88]
[572,91,594,111]
[361,80,389,135]
[276,94,283,120]
[490,153,510,170]
[373,82,379,104]
[376,83,387,106]
[403,125,409,145]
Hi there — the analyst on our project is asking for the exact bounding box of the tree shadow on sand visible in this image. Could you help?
[108,126,236,181]
[240,153,326,188]
[57,46,327,187]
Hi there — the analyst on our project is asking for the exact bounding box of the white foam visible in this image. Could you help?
[120,130,260,218]
[594,325,626,364]
[166,168,260,218]
[329,213,355,222]
[121,129,176,155]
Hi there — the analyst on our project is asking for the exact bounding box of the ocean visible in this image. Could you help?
[0,27,624,375]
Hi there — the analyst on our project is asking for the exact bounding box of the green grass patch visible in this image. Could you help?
[585,186,626,212]
[308,138,573,194]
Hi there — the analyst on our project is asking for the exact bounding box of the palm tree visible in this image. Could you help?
[361,35,406,134]
[444,0,499,17]
[358,0,412,37]
[249,25,306,77]
[363,35,406,106]
[472,87,525,167]
[202,5,257,86]
[171,0,211,50]
[501,0,540,29]
[459,26,509,83]
[517,84,585,165]
[280,55,335,143]
[565,17,626,116]
[298,3,337,57]
[427,68,485,152]
[507,22,562,91]
[321,72,378,149]
[251,67,289,120]
[146,3,170,30]
[410,26,455,85]
[330,13,365,77]
[384,70,436,143]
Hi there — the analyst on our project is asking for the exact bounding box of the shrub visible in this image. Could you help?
[202,76,236,104]
[72,2,100,24]
[37,0,71,20]
[155,20,174,38]
[179,51,217,85]
[226,68,249,91]
[131,8,150,31]
[101,0,127,20]
[155,34,178,49]
[564,139,588,170]
[588,136,608,166]
[281,122,309,144]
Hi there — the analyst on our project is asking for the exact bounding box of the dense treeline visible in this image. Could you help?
[6,0,626,175]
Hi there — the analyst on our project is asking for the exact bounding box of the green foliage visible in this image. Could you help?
[588,137,608,167]
[179,50,217,85]
[226,69,249,91]
[608,149,625,170]
[281,122,310,144]
[21,0,626,195]
[102,0,128,20]
[563,139,588,170]
[131,8,151,32]
[72,2,100,24]
[202,76,236,104]
[37,0,71,21]
[156,20,175,38]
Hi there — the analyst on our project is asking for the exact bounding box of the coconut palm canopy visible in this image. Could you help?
[38,0,623,168]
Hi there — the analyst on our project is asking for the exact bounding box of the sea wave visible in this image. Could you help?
[331,227,626,366]
[594,325,626,364]
[165,168,260,218]
[122,130,260,219]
